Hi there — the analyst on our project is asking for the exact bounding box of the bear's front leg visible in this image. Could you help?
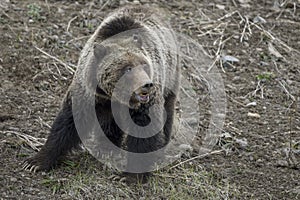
[23,98,81,172]
[163,91,177,143]
[125,133,165,182]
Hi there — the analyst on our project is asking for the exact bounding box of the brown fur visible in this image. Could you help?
[23,5,180,177]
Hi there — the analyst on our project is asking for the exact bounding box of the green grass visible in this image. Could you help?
[256,72,273,82]
[41,177,65,195]
[40,153,239,199]
[27,3,43,21]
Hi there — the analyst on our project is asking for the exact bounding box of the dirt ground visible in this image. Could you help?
[0,0,299,199]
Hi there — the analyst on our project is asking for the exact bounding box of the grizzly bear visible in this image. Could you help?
[23,5,180,176]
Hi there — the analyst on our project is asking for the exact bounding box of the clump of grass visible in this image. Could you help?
[87,23,94,31]
[256,72,273,82]
[42,177,65,195]
[79,20,96,32]
[27,3,43,20]
[42,161,239,199]
[62,160,79,170]
[0,16,6,24]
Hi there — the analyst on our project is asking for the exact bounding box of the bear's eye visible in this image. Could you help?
[124,66,132,73]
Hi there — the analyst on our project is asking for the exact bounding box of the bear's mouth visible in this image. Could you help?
[129,83,155,108]
[135,92,150,103]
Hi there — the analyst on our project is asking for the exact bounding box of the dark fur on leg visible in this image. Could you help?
[95,100,124,148]
[125,133,163,180]
[163,91,177,144]
[23,97,81,172]
[126,105,166,153]
[125,106,165,177]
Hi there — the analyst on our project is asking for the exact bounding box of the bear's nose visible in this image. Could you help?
[142,82,154,89]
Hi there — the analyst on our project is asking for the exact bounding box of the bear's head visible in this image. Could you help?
[91,34,157,109]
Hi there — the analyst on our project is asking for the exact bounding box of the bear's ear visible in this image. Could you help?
[93,44,107,61]
[132,34,142,48]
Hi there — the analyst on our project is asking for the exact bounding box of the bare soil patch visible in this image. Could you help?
[0,0,299,199]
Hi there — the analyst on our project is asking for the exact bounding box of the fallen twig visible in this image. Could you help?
[169,149,224,170]
[2,130,45,151]
[278,80,296,101]
[34,46,76,74]
[67,16,78,33]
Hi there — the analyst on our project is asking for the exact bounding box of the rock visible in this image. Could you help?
[247,112,261,118]
[179,144,193,152]
[232,76,241,83]
[268,43,283,59]
[245,102,257,107]
[235,138,248,149]
[253,16,267,24]
[221,55,240,63]
[216,4,226,10]
[10,177,17,182]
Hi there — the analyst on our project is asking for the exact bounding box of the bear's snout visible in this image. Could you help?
[142,82,154,90]
[133,82,154,104]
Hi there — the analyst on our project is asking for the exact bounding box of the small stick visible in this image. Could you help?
[250,21,300,54]
[278,80,296,101]
[180,86,196,101]
[169,150,224,170]
[231,0,237,7]
[240,19,247,42]
[2,130,45,151]
[207,55,219,72]
[44,0,50,12]
[98,0,111,13]
[66,35,90,45]
[38,116,52,129]
[34,46,76,74]
[67,16,78,33]
[217,10,239,21]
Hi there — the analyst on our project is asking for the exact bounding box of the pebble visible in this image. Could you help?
[253,16,267,24]
[10,177,17,182]
[216,4,226,10]
[235,138,248,149]
[245,102,257,107]
[179,144,193,152]
[232,76,241,84]
[247,112,261,118]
